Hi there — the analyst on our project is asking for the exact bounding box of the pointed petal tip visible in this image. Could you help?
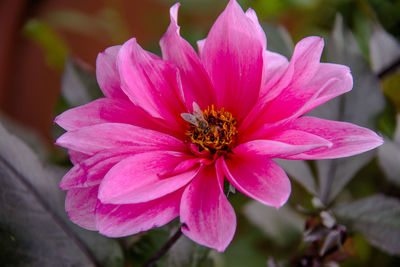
[170,2,181,22]
[296,36,324,53]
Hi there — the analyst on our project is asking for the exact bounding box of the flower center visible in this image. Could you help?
[184,105,238,153]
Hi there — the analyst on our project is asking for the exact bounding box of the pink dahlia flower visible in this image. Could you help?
[55,0,383,251]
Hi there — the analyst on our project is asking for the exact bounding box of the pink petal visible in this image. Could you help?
[300,63,353,113]
[68,150,90,165]
[285,116,383,159]
[234,130,332,158]
[55,98,155,131]
[160,3,216,110]
[180,166,236,252]
[261,51,289,98]
[220,154,291,208]
[276,36,324,91]
[259,39,327,123]
[98,151,198,204]
[201,0,264,120]
[245,37,324,128]
[239,51,289,131]
[96,45,128,100]
[65,186,99,230]
[55,123,185,155]
[96,189,183,237]
[245,8,266,49]
[241,39,323,136]
[117,38,185,129]
[60,148,137,190]
[242,63,352,141]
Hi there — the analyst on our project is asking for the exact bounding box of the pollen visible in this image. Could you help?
[186,105,238,153]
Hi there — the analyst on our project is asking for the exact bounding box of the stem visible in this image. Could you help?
[142,227,183,267]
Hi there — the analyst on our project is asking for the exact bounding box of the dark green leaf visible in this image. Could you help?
[0,122,123,266]
[334,194,400,255]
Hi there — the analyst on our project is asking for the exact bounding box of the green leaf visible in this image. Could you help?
[61,57,103,107]
[0,122,123,266]
[334,194,400,255]
[23,19,68,70]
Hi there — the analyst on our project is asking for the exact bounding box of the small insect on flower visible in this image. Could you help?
[181,102,211,134]
[55,0,383,252]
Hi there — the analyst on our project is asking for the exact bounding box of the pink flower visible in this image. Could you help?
[55,0,382,251]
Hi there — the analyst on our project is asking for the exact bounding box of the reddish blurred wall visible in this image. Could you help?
[0,0,173,144]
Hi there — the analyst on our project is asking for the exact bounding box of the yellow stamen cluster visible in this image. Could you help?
[187,105,237,152]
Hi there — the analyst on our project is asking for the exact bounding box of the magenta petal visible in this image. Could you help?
[240,38,324,135]
[98,151,198,204]
[117,38,185,128]
[160,3,216,110]
[220,154,291,208]
[96,45,128,100]
[180,166,236,252]
[201,0,263,120]
[54,98,157,131]
[260,51,289,100]
[55,123,185,155]
[243,65,352,140]
[65,186,99,230]
[239,51,289,132]
[245,8,266,49]
[285,116,383,159]
[276,36,324,91]
[234,130,332,158]
[60,148,137,190]
[298,63,353,114]
[68,150,90,165]
[96,189,183,237]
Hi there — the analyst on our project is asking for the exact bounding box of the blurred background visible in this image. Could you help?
[1,0,400,266]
